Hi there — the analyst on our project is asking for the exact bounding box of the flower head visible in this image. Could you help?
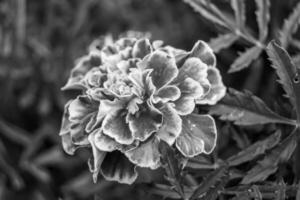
[60,36,226,184]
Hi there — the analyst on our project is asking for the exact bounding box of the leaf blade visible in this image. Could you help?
[241,130,298,184]
[279,1,300,48]
[227,130,281,166]
[266,41,300,124]
[208,33,238,53]
[228,46,262,73]
[231,0,246,29]
[209,88,296,126]
[255,0,270,41]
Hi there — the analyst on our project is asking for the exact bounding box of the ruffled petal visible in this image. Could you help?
[132,38,152,59]
[69,123,89,145]
[88,131,107,183]
[59,101,79,155]
[153,85,181,103]
[68,96,97,122]
[101,151,138,184]
[144,51,178,89]
[175,57,209,92]
[156,103,182,146]
[62,54,101,90]
[176,114,217,157]
[128,103,162,141]
[97,98,128,122]
[178,77,204,99]
[92,128,120,152]
[173,96,195,115]
[196,67,226,105]
[102,109,134,145]
[125,137,161,169]
[189,40,216,68]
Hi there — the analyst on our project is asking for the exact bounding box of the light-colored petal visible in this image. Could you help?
[128,103,162,141]
[172,96,195,116]
[144,51,178,89]
[178,77,204,99]
[92,128,120,152]
[153,85,181,103]
[97,99,127,122]
[196,67,226,105]
[62,54,101,90]
[102,109,134,145]
[68,96,97,122]
[132,38,152,58]
[156,103,182,146]
[190,40,216,68]
[101,151,138,184]
[125,136,161,169]
[88,131,107,183]
[175,57,208,86]
[176,114,217,157]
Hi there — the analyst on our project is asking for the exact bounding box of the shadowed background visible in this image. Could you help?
[0,0,299,199]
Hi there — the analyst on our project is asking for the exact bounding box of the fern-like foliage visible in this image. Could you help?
[209,88,296,126]
[279,1,300,48]
[184,0,269,72]
[266,41,300,125]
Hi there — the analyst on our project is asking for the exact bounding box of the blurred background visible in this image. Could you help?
[0,0,299,199]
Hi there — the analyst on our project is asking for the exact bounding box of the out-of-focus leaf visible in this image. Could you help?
[296,182,300,200]
[255,0,270,41]
[183,0,232,28]
[0,118,31,146]
[208,33,238,53]
[190,166,228,200]
[227,130,281,166]
[228,46,262,73]
[209,88,296,126]
[279,1,300,48]
[241,130,298,184]
[266,41,300,124]
[230,0,246,29]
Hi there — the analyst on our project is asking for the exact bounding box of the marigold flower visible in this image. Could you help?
[59,36,226,184]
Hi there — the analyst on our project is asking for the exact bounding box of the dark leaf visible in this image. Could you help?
[208,33,238,53]
[159,141,185,198]
[231,0,246,29]
[228,46,263,73]
[241,129,298,184]
[183,0,234,28]
[190,166,228,200]
[227,130,281,166]
[209,88,296,126]
[266,41,300,124]
[255,0,270,41]
[279,1,300,48]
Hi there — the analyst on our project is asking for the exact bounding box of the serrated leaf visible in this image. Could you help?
[183,0,234,28]
[159,141,185,198]
[209,33,238,53]
[227,130,281,166]
[241,130,298,184]
[190,166,228,200]
[255,0,270,41]
[209,88,296,126]
[266,41,300,124]
[279,1,300,48]
[228,46,262,73]
[231,0,246,29]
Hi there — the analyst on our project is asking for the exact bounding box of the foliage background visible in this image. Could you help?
[0,0,299,199]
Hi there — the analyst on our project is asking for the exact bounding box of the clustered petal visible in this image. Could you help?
[59,36,226,184]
